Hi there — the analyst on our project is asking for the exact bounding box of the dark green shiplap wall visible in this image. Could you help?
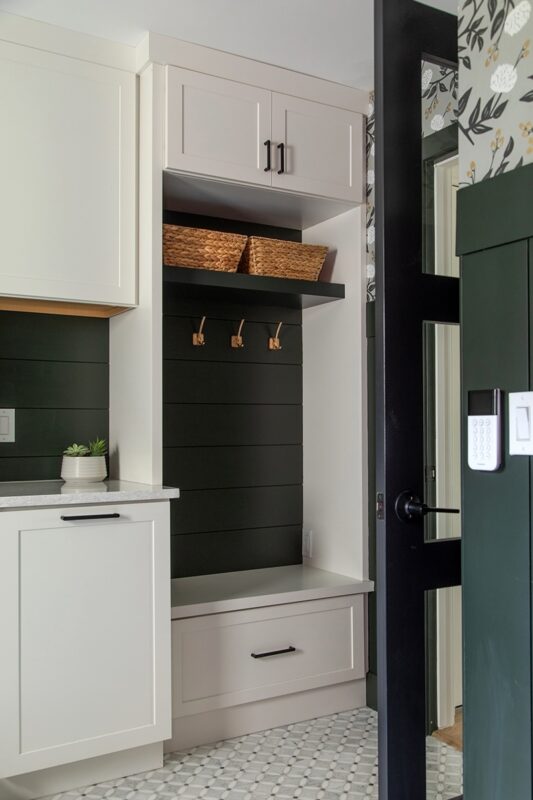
[0,312,109,481]
[163,293,304,578]
[163,214,304,579]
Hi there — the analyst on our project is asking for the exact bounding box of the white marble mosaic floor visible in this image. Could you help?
[44,708,462,800]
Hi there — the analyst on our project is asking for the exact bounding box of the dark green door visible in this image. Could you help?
[461,239,532,799]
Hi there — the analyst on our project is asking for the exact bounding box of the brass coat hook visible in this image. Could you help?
[269,321,283,351]
[231,318,246,349]
[193,316,206,346]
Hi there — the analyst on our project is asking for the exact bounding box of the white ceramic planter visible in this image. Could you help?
[61,456,107,484]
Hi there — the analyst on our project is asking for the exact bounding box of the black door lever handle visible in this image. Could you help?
[395,490,460,522]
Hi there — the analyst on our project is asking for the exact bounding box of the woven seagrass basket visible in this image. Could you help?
[163,225,247,272]
[239,237,328,281]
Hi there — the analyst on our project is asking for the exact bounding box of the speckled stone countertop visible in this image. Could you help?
[0,480,180,509]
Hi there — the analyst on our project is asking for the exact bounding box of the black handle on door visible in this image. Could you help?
[277,142,285,174]
[251,645,296,659]
[395,490,460,523]
[60,513,121,521]
[264,139,271,171]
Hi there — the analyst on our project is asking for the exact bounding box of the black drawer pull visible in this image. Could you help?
[251,646,296,659]
[277,142,285,174]
[264,139,271,171]
[60,513,121,521]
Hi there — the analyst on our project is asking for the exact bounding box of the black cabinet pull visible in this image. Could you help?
[277,142,285,174]
[264,139,271,172]
[251,645,296,659]
[60,513,121,521]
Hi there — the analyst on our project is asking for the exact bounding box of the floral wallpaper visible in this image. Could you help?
[366,0,533,299]
[458,0,533,183]
[366,65,458,302]
[422,60,459,136]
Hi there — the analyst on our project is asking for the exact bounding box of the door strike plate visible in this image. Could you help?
[376,492,384,520]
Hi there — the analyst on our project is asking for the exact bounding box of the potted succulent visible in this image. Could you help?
[61,437,108,484]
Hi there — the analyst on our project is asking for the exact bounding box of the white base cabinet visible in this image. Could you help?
[0,502,171,779]
[0,41,136,307]
[172,595,365,719]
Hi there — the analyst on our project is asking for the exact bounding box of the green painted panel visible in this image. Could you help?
[0,313,109,481]
[164,445,302,490]
[172,485,303,535]
[163,317,302,364]
[164,362,302,405]
[457,162,533,256]
[163,233,303,578]
[0,456,63,482]
[0,361,108,408]
[0,409,108,458]
[462,240,532,800]
[164,289,302,324]
[164,404,302,447]
[171,525,302,578]
[0,312,108,362]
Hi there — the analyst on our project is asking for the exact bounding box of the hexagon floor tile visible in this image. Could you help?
[43,707,462,800]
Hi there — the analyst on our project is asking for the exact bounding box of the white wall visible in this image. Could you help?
[302,208,368,579]
[109,64,164,484]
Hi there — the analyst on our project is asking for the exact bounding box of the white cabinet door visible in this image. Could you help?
[165,67,272,186]
[271,93,363,202]
[0,502,171,778]
[0,42,136,306]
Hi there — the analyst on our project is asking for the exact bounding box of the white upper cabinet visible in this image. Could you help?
[165,67,272,186]
[0,42,136,306]
[271,93,363,203]
[164,67,364,204]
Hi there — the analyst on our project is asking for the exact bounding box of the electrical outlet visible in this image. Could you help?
[302,530,313,559]
[0,409,15,443]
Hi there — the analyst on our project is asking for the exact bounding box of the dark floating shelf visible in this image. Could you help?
[163,266,345,309]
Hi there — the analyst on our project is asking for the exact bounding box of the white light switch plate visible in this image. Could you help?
[509,392,533,455]
[0,409,15,443]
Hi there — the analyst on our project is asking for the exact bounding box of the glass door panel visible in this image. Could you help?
[424,322,461,541]
[426,587,463,800]
[421,59,459,278]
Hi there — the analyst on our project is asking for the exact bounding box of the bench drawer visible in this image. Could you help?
[172,595,364,717]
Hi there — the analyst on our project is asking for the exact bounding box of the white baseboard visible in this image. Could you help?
[165,679,366,752]
[0,743,162,800]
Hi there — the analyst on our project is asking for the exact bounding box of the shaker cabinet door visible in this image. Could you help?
[271,93,363,202]
[165,66,272,186]
[0,502,170,778]
[0,42,136,306]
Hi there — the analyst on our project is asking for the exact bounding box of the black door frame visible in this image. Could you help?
[374,2,461,799]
